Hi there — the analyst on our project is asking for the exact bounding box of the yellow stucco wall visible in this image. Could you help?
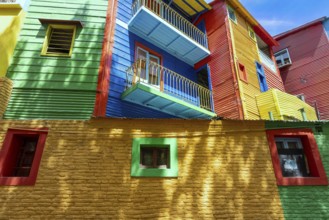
[228,6,262,120]
[0,11,25,77]
[0,77,13,118]
[0,119,284,219]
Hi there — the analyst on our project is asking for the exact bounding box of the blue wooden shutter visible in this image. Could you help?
[256,62,268,92]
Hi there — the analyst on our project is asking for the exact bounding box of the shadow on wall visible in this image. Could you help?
[278,123,329,219]
[0,119,285,219]
[4,2,105,119]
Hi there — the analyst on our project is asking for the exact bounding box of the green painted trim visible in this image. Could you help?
[131,138,178,177]
[122,83,217,118]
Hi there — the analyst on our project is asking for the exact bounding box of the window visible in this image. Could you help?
[227,6,237,23]
[266,129,328,186]
[238,62,248,83]
[248,26,256,41]
[140,147,170,169]
[256,62,268,92]
[41,24,76,57]
[274,48,292,68]
[131,138,178,177]
[0,128,48,186]
[135,43,162,86]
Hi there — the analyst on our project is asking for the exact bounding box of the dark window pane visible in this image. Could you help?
[141,148,153,167]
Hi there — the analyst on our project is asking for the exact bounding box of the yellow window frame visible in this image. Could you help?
[41,24,76,57]
[248,25,257,41]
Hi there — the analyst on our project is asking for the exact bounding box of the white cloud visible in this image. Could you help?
[258,18,294,27]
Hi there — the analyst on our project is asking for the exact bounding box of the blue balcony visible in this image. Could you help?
[121,60,216,119]
[0,0,29,11]
[128,0,210,66]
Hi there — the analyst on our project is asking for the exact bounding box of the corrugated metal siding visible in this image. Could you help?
[200,1,241,119]
[4,0,108,119]
[229,8,262,120]
[106,0,198,118]
[264,65,285,91]
[256,89,318,121]
[275,23,329,120]
[0,77,13,119]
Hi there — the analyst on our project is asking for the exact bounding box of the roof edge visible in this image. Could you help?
[274,17,328,40]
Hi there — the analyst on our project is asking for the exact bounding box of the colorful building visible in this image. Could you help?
[0,0,328,219]
[92,0,317,121]
[274,17,329,120]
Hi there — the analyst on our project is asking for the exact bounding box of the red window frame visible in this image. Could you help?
[238,62,248,83]
[266,129,328,186]
[134,42,163,65]
[0,128,48,186]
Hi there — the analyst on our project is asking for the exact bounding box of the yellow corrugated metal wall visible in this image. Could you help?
[228,6,262,120]
[256,89,318,120]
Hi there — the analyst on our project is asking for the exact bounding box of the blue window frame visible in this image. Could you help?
[256,62,268,92]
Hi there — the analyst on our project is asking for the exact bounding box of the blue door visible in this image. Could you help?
[256,62,268,92]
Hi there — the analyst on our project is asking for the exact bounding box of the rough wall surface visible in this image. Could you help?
[0,119,285,219]
[275,22,329,120]
[4,0,107,120]
[0,77,13,119]
[266,121,329,219]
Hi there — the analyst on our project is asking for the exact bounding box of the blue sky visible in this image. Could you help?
[239,0,329,36]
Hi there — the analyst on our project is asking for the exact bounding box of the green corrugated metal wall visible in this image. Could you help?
[4,0,108,119]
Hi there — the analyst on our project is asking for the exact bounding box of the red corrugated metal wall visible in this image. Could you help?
[274,23,329,119]
[199,1,242,119]
[264,65,285,91]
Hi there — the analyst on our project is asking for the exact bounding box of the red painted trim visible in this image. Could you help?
[266,129,328,186]
[237,62,248,83]
[93,0,118,117]
[194,56,210,70]
[254,25,279,47]
[135,42,163,66]
[0,128,48,186]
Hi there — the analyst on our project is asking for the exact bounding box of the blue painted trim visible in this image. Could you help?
[256,62,269,92]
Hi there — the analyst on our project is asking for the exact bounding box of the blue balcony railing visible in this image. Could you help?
[125,60,213,111]
[131,0,208,48]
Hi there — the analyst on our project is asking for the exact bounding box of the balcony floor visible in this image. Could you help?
[121,83,216,119]
[128,6,210,66]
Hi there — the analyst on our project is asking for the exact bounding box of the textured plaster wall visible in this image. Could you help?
[0,119,284,219]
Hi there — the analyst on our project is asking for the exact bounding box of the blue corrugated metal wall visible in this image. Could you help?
[106,0,198,118]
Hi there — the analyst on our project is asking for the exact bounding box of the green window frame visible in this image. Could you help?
[131,138,178,177]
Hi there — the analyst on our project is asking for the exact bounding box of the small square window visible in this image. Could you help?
[248,26,256,41]
[0,128,48,186]
[238,62,248,83]
[274,48,292,68]
[131,138,178,177]
[227,6,237,23]
[41,24,76,57]
[267,129,328,186]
